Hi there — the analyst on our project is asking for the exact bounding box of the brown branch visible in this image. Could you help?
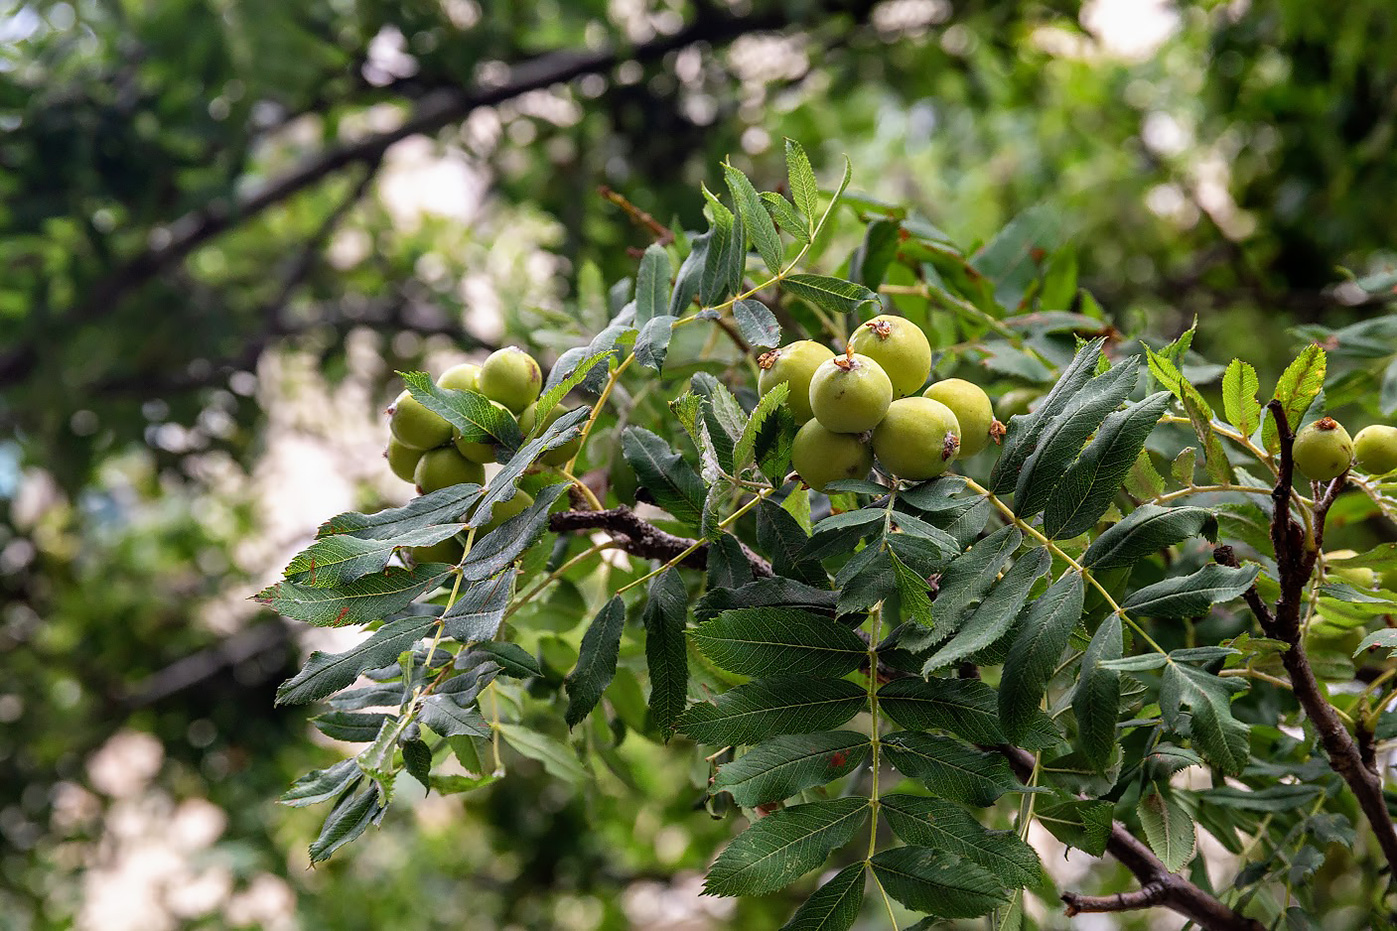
[1000,746,1264,931]
[0,0,879,390]
[599,185,674,245]
[1249,401,1397,873]
[1062,883,1169,916]
[548,506,773,577]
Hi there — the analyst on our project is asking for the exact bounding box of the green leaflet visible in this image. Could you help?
[276,612,438,705]
[496,723,587,785]
[870,846,1008,919]
[317,483,482,540]
[921,547,1050,673]
[879,677,1057,750]
[1160,662,1251,775]
[441,569,516,643]
[691,607,866,678]
[253,563,452,628]
[785,138,821,232]
[309,783,383,863]
[990,338,1105,494]
[998,570,1085,743]
[1043,391,1172,539]
[725,163,784,277]
[1082,504,1217,570]
[678,676,867,746]
[564,596,626,728]
[703,797,869,897]
[734,299,782,349]
[1036,797,1112,856]
[902,525,1022,654]
[782,274,879,315]
[778,862,865,931]
[621,426,707,526]
[1222,358,1262,439]
[1263,343,1326,454]
[644,570,690,737]
[880,732,1022,806]
[459,484,569,581]
[400,371,522,447]
[1139,789,1196,872]
[285,523,465,587]
[879,794,1043,888]
[1122,563,1261,618]
[1072,613,1123,773]
[634,243,672,328]
[712,731,869,806]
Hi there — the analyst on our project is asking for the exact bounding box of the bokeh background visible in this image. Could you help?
[3,0,1396,928]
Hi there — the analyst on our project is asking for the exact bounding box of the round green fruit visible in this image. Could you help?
[414,447,486,494]
[809,352,893,434]
[519,403,582,466]
[411,536,465,566]
[1354,424,1397,475]
[1292,417,1353,482]
[923,378,994,457]
[389,390,453,450]
[792,420,874,492]
[872,397,961,480]
[385,439,425,484]
[1381,567,1397,592]
[757,340,835,424]
[997,388,1039,419]
[454,400,515,464]
[478,347,542,414]
[437,362,482,392]
[846,315,932,398]
[476,490,534,534]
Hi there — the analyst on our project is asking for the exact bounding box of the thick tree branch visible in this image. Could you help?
[548,506,773,577]
[1249,400,1397,874]
[1000,746,1265,931]
[0,0,877,389]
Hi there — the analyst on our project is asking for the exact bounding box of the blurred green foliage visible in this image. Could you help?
[1,0,1394,928]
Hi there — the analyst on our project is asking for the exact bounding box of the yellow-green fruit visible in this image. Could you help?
[411,536,465,565]
[792,420,874,492]
[385,439,425,483]
[519,403,581,466]
[1354,425,1397,475]
[476,490,534,534]
[478,347,542,414]
[757,340,835,424]
[389,390,453,450]
[1331,565,1377,588]
[997,388,1039,419]
[454,400,515,464]
[437,362,482,391]
[414,447,486,493]
[923,378,994,457]
[872,397,961,480]
[846,315,932,398]
[1292,417,1353,482]
[809,353,893,434]
[1381,567,1397,592]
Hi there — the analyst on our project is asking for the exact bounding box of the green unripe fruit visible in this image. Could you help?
[791,420,874,492]
[846,315,932,398]
[414,447,486,494]
[923,378,995,457]
[454,400,515,464]
[475,490,534,535]
[1381,567,1397,592]
[809,352,893,434]
[1354,425,1397,475]
[389,390,453,450]
[411,536,465,566]
[437,362,482,391]
[1292,417,1353,482]
[385,439,425,483]
[757,340,835,424]
[478,347,542,414]
[997,388,1039,419]
[1331,565,1377,588]
[519,403,582,466]
[872,397,961,480]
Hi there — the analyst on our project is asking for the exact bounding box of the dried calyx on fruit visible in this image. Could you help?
[846,314,932,398]
[872,396,961,480]
[808,349,893,434]
[923,378,995,457]
[1292,417,1353,482]
[757,340,834,424]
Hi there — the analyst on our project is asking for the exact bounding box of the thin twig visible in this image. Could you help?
[548,506,773,577]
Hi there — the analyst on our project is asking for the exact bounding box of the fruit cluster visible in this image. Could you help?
[1293,418,1397,481]
[383,346,578,562]
[758,314,997,491]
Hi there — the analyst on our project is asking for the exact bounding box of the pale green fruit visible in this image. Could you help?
[997,388,1039,419]
[389,390,452,450]
[846,314,932,398]
[414,447,486,493]
[757,340,835,424]
[1292,417,1353,482]
[792,420,873,492]
[411,537,465,565]
[454,400,515,464]
[385,439,425,484]
[520,403,582,466]
[1354,425,1397,475]
[923,378,995,457]
[872,397,961,480]
[437,362,482,391]
[1381,567,1397,592]
[1326,550,1376,588]
[476,490,534,534]
[809,352,893,434]
[478,347,542,414]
